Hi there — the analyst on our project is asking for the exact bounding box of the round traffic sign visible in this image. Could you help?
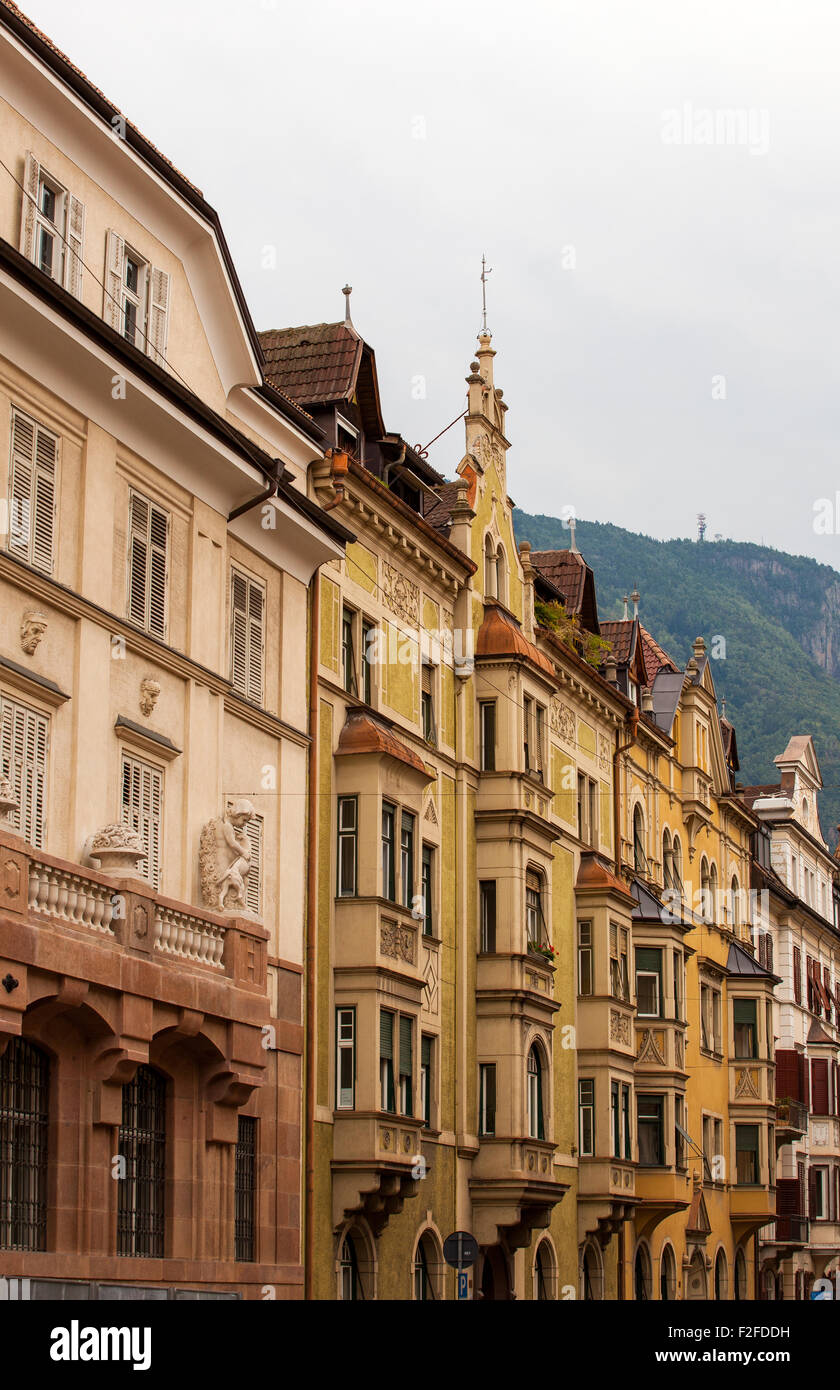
[443,1231,479,1269]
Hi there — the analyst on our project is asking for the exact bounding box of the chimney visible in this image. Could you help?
[642,687,654,713]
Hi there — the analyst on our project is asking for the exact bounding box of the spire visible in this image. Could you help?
[622,594,629,620]
[342,284,353,325]
[630,587,640,620]
[480,254,492,334]
[568,516,578,553]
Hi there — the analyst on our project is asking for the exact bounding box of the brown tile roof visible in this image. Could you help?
[335,710,431,778]
[598,619,634,665]
[476,602,555,677]
[640,626,678,678]
[529,550,586,610]
[422,482,461,533]
[740,783,782,808]
[259,322,362,405]
[2,2,204,196]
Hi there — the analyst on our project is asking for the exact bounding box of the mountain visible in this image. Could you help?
[513,511,840,850]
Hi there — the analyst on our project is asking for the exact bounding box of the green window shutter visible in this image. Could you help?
[733,999,756,1025]
[400,1016,412,1076]
[636,948,662,974]
[380,1010,393,1061]
[421,1035,432,1069]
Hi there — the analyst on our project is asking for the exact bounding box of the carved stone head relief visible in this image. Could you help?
[139,677,161,718]
[20,610,47,656]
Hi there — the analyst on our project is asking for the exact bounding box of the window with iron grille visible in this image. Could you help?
[234,1116,257,1262]
[117,1066,166,1258]
[0,1038,49,1251]
[230,567,265,703]
[0,694,49,848]
[120,753,162,889]
[127,490,169,638]
[7,408,57,573]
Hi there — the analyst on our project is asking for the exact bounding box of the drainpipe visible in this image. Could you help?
[227,458,288,522]
[304,452,347,1300]
[613,709,639,877]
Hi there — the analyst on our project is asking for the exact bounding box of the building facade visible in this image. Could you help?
[0,0,348,1300]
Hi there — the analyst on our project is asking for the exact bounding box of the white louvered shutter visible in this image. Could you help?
[121,753,162,888]
[8,409,57,573]
[147,267,170,366]
[64,195,85,298]
[230,569,264,702]
[0,695,49,849]
[243,814,262,915]
[127,491,168,637]
[104,229,126,331]
[19,152,40,263]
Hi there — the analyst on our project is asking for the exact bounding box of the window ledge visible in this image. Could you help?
[115,715,181,761]
[0,653,70,707]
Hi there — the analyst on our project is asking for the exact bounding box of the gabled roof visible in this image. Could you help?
[720,716,740,773]
[260,322,363,405]
[726,939,777,979]
[422,481,462,534]
[640,626,679,679]
[775,734,823,788]
[630,877,672,922]
[529,549,600,635]
[598,619,634,665]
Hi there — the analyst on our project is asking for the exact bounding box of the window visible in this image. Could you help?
[120,753,163,889]
[495,545,506,605]
[413,1230,441,1301]
[336,414,359,456]
[341,607,358,695]
[700,983,722,1054]
[0,1038,49,1252]
[523,696,533,773]
[127,491,169,638]
[479,1063,496,1136]
[578,921,593,995]
[714,1250,728,1301]
[634,1245,652,1301]
[0,694,49,849]
[734,999,757,1060]
[234,1116,256,1262]
[662,830,673,889]
[526,869,548,950]
[480,881,497,953]
[622,1083,632,1160]
[675,1095,686,1170]
[735,1124,759,1185]
[671,836,684,906]
[7,408,57,573]
[633,805,647,874]
[381,802,396,901]
[812,1167,828,1220]
[577,774,597,847]
[527,1045,545,1140]
[734,1249,747,1301]
[730,876,740,928]
[484,534,496,597]
[635,948,662,1018]
[793,945,802,1004]
[421,1035,433,1128]
[20,153,84,295]
[400,812,415,909]
[611,1080,632,1160]
[380,1010,396,1113]
[421,663,436,745]
[361,619,375,705]
[421,844,434,935]
[104,232,170,365]
[578,1079,594,1156]
[534,703,545,778]
[479,701,496,771]
[336,1008,355,1110]
[117,1066,166,1257]
[230,568,265,702]
[523,697,544,779]
[337,797,357,897]
[399,1016,413,1117]
[242,813,262,916]
[610,923,630,1001]
[534,1240,555,1300]
[338,1227,368,1301]
[660,1245,677,1301]
[673,950,683,1021]
[637,1095,664,1166]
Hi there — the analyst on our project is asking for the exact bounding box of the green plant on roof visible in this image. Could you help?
[534,599,612,668]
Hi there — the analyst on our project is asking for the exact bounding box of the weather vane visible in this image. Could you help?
[481,253,492,333]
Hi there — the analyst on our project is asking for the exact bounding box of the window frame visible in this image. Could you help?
[119,749,164,890]
[479,1062,496,1137]
[479,700,496,772]
[337,795,358,898]
[479,880,497,954]
[381,801,396,901]
[335,1006,356,1110]
[421,842,434,936]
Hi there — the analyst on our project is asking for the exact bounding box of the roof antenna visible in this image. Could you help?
[342,284,353,325]
[480,254,492,333]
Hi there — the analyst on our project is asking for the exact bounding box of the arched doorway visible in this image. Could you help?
[634,1244,652,1300]
[686,1250,708,1300]
[479,1245,511,1301]
[580,1241,604,1300]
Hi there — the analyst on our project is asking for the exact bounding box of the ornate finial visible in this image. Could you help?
[622,594,629,620]
[480,254,492,333]
[721,696,727,719]
[342,284,353,325]
[630,587,640,619]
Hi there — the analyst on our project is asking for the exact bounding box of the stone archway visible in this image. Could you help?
[686,1249,708,1300]
[478,1245,511,1301]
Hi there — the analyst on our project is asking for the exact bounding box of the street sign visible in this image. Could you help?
[456,1271,470,1300]
[443,1231,479,1269]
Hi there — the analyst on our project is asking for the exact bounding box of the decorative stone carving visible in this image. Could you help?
[734,1067,760,1100]
[423,947,439,1014]
[637,1029,667,1066]
[0,772,20,835]
[199,799,256,913]
[139,677,161,718]
[382,560,419,626]
[20,610,47,656]
[550,698,575,745]
[609,1008,631,1045]
[598,734,611,771]
[90,822,147,876]
[380,921,414,963]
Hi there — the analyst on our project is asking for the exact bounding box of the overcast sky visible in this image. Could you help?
[22,0,840,569]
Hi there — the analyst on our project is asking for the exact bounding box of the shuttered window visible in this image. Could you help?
[379,1009,395,1113]
[104,232,170,367]
[19,152,85,298]
[127,491,168,638]
[120,753,162,889]
[7,409,57,573]
[399,1016,413,1117]
[242,813,262,915]
[0,695,48,848]
[812,1059,830,1117]
[230,568,265,702]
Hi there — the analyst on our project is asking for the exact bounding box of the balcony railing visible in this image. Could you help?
[774,1215,809,1244]
[775,1098,809,1137]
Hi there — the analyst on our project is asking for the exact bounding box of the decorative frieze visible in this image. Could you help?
[550,698,575,745]
[382,561,419,626]
[380,920,415,964]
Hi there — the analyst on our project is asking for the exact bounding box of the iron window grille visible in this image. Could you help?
[0,1038,49,1252]
[234,1116,257,1262]
[117,1066,166,1258]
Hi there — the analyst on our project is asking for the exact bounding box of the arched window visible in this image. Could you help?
[117,1065,166,1258]
[672,836,684,907]
[0,1037,49,1251]
[662,830,673,889]
[412,1229,443,1301]
[495,545,506,606]
[734,1247,748,1300]
[709,863,719,924]
[715,1249,729,1300]
[484,535,496,599]
[633,805,647,874]
[634,1243,652,1300]
[338,1222,374,1300]
[525,869,548,951]
[580,1240,604,1300]
[700,858,711,922]
[527,1044,545,1140]
[730,876,740,928]
[660,1244,677,1300]
[533,1238,556,1299]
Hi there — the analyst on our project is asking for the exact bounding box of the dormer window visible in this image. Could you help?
[336,414,359,456]
[20,153,85,298]
[104,231,170,367]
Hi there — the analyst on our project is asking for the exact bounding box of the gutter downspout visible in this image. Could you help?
[228,458,290,523]
[612,705,637,1302]
[304,457,346,1301]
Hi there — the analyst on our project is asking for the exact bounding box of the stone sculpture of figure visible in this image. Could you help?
[139,677,161,718]
[20,610,47,655]
[199,799,255,912]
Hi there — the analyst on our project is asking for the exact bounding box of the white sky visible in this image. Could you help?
[20,0,840,568]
